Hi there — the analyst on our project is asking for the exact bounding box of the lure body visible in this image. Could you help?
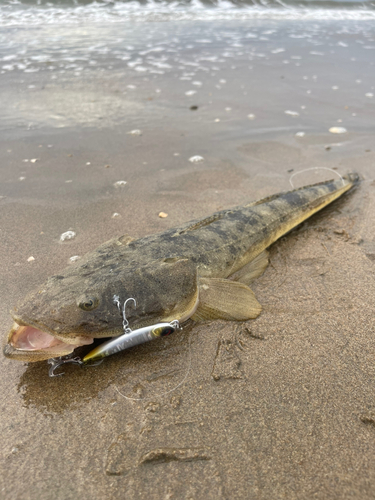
[82,322,179,364]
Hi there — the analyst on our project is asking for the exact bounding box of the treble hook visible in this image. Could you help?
[47,355,83,377]
[113,295,136,334]
[48,354,103,377]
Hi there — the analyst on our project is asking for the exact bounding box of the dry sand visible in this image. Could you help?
[1,19,375,500]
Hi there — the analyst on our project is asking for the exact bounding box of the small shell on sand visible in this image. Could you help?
[128,129,142,135]
[247,114,256,120]
[114,180,127,187]
[285,110,300,117]
[295,131,306,137]
[189,155,204,163]
[69,255,81,263]
[112,212,120,218]
[27,256,35,262]
[158,212,168,218]
[329,127,347,134]
[185,90,197,96]
[60,231,76,242]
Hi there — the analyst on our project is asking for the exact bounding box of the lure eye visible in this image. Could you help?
[78,297,99,311]
[152,326,175,337]
[161,327,174,337]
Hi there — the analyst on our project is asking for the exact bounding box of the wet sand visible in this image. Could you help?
[1,19,375,499]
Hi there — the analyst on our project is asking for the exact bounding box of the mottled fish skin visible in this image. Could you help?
[4,174,358,362]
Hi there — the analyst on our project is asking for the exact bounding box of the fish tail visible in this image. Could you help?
[342,172,360,185]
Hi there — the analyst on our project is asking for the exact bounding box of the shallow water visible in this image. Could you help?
[1,0,375,25]
[1,19,374,133]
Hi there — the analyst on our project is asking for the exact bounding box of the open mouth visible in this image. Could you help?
[7,322,94,358]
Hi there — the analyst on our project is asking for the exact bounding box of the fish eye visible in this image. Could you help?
[79,297,99,311]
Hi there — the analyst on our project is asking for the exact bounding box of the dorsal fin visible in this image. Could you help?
[244,193,282,208]
[244,178,344,209]
[175,212,230,236]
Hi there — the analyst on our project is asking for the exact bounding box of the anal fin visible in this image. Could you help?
[229,250,269,285]
[192,278,262,322]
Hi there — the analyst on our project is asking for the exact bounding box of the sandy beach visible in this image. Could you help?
[1,17,375,499]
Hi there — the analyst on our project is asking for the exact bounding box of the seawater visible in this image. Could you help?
[0,0,375,26]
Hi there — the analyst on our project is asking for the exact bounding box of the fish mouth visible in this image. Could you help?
[4,322,94,362]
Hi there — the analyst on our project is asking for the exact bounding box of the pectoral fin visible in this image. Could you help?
[192,278,262,322]
[229,250,269,285]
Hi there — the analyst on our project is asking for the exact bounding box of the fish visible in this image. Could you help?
[3,173,358,363]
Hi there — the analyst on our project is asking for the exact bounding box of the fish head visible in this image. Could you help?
[4,241,198,362]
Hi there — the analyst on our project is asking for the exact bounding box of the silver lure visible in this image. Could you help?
[81,320,180,364]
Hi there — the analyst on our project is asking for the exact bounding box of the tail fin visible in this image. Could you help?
[342,172,360,185]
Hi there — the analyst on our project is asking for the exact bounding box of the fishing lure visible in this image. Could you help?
[47,296,180,377]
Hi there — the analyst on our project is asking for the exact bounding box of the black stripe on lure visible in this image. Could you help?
[47,296,181,377]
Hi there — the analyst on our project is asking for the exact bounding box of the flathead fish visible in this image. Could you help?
[4,174,358,362]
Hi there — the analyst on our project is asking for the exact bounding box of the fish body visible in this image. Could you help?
[4,173,358,362]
